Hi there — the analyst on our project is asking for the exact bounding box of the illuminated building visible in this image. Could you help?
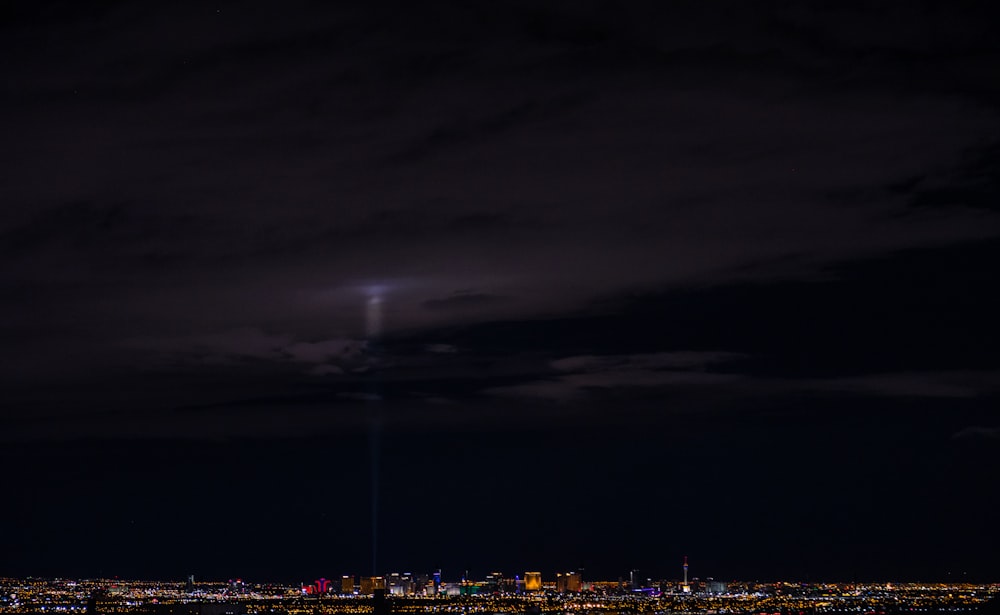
[387,572,413,596]
[360,576,385,595]
[705,580,728,594]
[412,573,428,594]
[485,572,504,593]
[556,572,582,593]
[341,576,354,594]
[524,572,542,592]
[313,579,331,594]
[682,557,690,593]
[568,571,581,592]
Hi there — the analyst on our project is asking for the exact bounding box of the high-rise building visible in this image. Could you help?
[360,577,385,595]
[314,579,331,594]
[558,572,581,593]
[705,580,728,595]
[485,572,504,593]
[682,557,690,593]
[412,574,428,595]
[387,573,414,596]
[570,572,582,592]
[341,576,355,595]
[524,572,542,592]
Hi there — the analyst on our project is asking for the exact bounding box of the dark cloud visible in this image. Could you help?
[424,343,457,353]
[483,351,743,401]
[793,370,1000,399]
[3,0,1000,581]
[952,426,1000,441]
[903,142,1000,212]
[422,291,509,311]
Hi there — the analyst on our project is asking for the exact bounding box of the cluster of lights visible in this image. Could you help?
[1,578,996,615]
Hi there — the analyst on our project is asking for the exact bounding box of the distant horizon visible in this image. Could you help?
[4,571,997,585]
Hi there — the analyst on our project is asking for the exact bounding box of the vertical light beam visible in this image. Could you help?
[366,295,383,339]
[365,291,383,577]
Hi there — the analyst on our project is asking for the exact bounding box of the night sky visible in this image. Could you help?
[2,1,999,584]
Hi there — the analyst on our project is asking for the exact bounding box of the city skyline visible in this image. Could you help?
[2,571,994,591]
[3,574,997,615]
[2,0,999,584]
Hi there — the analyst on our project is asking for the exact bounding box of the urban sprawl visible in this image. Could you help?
[2,568,996,615]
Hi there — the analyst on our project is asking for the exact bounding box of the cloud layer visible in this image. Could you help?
[2,2,1000,438]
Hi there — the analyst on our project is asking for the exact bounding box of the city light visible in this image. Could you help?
[1,575,995,615]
